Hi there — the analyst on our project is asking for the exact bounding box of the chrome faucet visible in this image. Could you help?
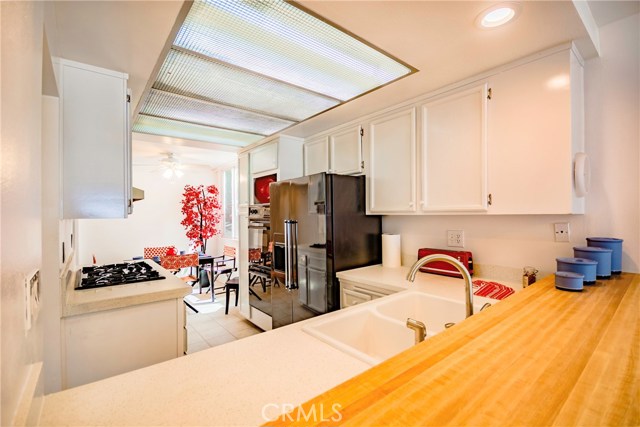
[406,254,474,318]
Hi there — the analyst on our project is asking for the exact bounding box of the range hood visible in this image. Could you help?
[132,187,145,202]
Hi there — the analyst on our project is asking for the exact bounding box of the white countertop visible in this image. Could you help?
[40,314,370,426]
[42,264,518,426]
[63,260,192,317]
[337,264,520,305]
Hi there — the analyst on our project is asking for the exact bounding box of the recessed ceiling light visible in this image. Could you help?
[477,3,521,28]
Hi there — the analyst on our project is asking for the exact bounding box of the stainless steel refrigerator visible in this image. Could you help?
[256,173,381,329]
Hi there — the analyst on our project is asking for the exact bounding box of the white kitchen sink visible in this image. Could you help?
[303,291,477,365]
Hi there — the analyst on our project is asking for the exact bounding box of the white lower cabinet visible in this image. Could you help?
[366,107,417,214]
[340,279,398,309]
[63,298,185,389]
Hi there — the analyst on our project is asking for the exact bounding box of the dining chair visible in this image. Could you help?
[160,253,199,283]
[160,253,200,313]
[144,246,177,260]
[205,245,238,297]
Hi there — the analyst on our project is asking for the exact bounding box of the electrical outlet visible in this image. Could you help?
[447,230,465,247]
[554,223,570,242]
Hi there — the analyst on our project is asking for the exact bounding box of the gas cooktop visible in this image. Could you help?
[76,261,166,290]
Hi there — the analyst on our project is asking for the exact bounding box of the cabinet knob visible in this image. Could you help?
[409,202,414,207]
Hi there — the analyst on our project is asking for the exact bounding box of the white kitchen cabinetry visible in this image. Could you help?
[59,59,131,219]
[303,136,329,176]
[304,125,363,176]
[486,48,584,214]
[340,279,398,308]
[250,141,279,175]
[366,107,417,214]
[238,153,250,207]
[63,298,185,389]
[249,135,303,180]
[330,125,363,175]
[420,84,488,212]
[238,211,251,319]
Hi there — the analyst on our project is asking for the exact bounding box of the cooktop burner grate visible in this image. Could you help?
[76,261,166,290]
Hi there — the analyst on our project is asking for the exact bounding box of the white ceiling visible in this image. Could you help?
[52,0,638,161]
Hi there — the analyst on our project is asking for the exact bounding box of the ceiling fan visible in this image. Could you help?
[160,152,184,179]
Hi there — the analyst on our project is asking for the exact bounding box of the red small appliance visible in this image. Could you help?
[253,173,277,204]
[417,248,474,278]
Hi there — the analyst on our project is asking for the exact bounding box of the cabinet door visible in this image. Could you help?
[238,153,250,206]
[487,50,578,214]
[250,142,278,174]
[61,62,129,218]
[367,107,417,213]
[420,84,487,212]
[303,136,329,176]
[329,125,362,175]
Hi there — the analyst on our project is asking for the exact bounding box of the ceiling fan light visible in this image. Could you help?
[175,169,185,178]
[163,168,174,179]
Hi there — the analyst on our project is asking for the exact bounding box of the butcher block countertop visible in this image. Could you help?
[266,273,639,426]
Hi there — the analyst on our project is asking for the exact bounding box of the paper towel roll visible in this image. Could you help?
[382,234,401,268]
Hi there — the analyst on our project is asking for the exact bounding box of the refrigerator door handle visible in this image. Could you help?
[284,219,299,290]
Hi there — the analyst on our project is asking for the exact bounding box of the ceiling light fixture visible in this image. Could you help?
[133,0,416,147]
[162,153,184,180]
[477,3,521,28]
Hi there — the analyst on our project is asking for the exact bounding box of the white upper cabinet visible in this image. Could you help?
[420,83,488,212]
[366,107,417,214]
[329,125,363,175]
[303,125,363,176]
[303,136,329,176]
[250,141,279,175]
[60,59,131,219]
[238,153,249,206]
[486,48,584,214]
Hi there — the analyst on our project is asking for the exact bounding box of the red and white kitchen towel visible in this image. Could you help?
[472,280,515,300]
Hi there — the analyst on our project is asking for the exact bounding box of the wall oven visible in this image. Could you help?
[247,205,272,317]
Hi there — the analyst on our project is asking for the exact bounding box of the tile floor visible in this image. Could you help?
[186,288,264,354]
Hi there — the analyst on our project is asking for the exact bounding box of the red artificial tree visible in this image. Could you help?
[180,184,221,254]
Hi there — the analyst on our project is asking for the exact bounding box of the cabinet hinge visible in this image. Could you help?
[487,88,492,100]
[487,193,493,206]
[359,127,364,137]
[126,94,131,103]
[361,160,365,169]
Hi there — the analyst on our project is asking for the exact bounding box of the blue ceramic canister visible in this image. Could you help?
[556,257,598,285]
[586,237,623,274]
[555,271,584,291]
[573,246,612,279]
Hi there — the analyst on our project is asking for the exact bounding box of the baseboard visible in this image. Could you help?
[13,362,44,427]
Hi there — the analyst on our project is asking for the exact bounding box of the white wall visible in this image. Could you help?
[76,164,220,265]
[584,13,639,273]
[0,2,58,424]
[384,14,640,278]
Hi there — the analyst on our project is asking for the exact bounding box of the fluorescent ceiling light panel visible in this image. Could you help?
[155,49,339,121]
[132,115,263,147]
[141,89,294,135]
[174,1,412,101]
[134,0,415,147]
